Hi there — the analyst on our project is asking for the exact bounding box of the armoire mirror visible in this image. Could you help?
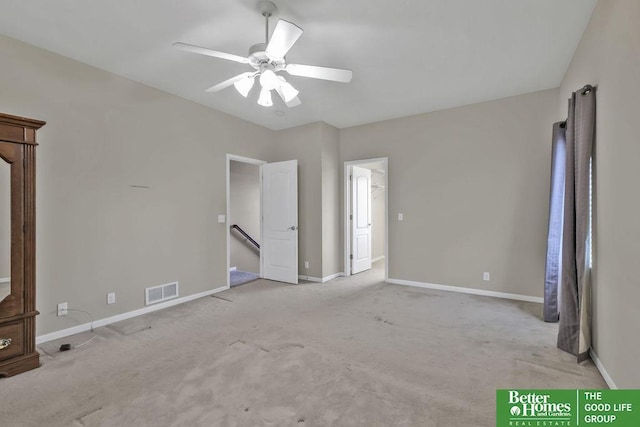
[0,158,10,304]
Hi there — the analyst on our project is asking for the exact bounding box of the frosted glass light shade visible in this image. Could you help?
[259,69,280,91]
[279,81,299,102]
[234,75,254,97]
[257,88,273,107]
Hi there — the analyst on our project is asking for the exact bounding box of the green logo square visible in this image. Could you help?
[497,390,576,426]
[497,389,640,426]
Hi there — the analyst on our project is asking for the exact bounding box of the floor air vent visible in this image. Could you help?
[145,282,179,306]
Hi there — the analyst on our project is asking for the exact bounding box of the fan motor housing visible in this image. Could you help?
[248,43,285,71]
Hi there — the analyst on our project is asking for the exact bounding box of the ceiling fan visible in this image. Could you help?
[173,1,352,108]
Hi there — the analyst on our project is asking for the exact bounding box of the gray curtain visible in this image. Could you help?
[543,122,566,322]
[557,85,596,362]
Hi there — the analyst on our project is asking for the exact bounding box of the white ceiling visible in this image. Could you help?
[0,0,596,130]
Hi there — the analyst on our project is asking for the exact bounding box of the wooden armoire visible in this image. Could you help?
[0,113,45,377]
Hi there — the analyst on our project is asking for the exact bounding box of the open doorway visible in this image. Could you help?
[226,155,265,288]
[226,155,300,288]
[344,158,388,280]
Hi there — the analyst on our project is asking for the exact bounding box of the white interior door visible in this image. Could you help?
[351,166,372,274]
[262,160,298,284]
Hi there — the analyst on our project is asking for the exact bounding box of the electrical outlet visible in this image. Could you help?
[217,214,226,223]
[107,292,116,304]
[398,213,404,221]
[57,302,68,316]
[483,272,490,281]
[304,261,309,269]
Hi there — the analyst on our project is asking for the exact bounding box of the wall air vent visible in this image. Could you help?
[145,281,179,306]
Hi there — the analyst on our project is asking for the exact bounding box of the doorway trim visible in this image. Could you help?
[226,154,267,289]
[343,157,389,281]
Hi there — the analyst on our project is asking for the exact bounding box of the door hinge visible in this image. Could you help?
[350,214,352,220]
[350,254,353,260]
[349,175,352,181]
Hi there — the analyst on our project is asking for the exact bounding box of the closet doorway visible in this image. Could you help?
[343,158,388,280]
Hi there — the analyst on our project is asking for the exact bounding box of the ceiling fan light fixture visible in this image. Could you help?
[233,75,255,97]
[259,69,281,91]
[279,81,299,103]
[173,1,353,110]
[257,88,273,107]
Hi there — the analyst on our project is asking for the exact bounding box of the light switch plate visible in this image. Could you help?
[398,213,404,221]
[217,214,226,224]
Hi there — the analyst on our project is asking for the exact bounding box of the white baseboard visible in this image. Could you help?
[298,275,322,282]
[372,255,385,263]
[386,278,544,304]
[298,272,344,283]
[590,349,617,389]
[35,286,228,345]
[321,272,344,282]
[229,266,237,272]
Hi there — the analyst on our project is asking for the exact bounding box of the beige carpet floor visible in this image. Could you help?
[0,263,606,426]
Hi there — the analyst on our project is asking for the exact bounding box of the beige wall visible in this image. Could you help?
[340,88,559,297]
[560,0,640,388]
[229,161,260,274]
[0,34,275,335]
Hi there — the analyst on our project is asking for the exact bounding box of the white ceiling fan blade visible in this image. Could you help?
[286,64,353,83]
[265,20,303,60]
[275,86,302,108]
[205,72,255,93]
[173,42,249,64]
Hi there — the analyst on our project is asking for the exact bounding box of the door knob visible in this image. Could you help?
[289,226,297,231]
